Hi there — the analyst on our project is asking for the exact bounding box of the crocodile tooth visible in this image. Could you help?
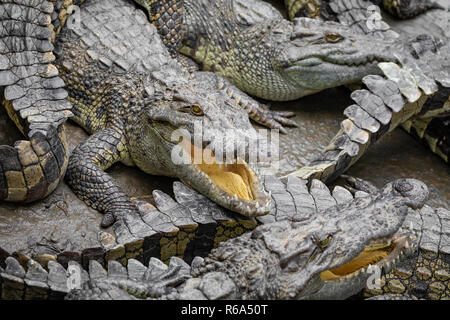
[255,202,260,209]
[409,222,414,231]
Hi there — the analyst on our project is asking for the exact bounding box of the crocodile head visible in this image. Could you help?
[231,179,429,299]
[271,18,398,100]
[134,77,271,217]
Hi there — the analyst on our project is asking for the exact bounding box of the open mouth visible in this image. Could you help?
[293,55,391,69]
[180,140,271,216]
[320,234,415,282]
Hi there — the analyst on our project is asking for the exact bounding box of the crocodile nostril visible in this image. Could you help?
[393,179,414,193]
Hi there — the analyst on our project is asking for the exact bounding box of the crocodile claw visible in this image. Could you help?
[257,107,298,134]
[341,175,379,195]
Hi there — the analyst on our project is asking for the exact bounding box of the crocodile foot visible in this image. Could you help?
[256,106,298,134]
[341,175,380,195]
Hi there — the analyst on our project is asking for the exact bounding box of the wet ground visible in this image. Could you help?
[0,2,448,256]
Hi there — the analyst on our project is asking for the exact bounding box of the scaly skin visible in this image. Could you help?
[179,0,397,102]
[62,178,429,300]
[311,176,450,300]
[2,176,447,300]
[402,116,449,163]
[363,205,450,299]
[133,0,185,57]
[0,0,73,203]
[57,0,272,228]
[290,35,449,182]
[0,0,192,204]
[281,0,444,20]
[0,174,381,300]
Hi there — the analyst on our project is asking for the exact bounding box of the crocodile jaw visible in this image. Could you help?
[302,233,417,299]
[177,141,271,217]
[282,58,386,96]
[320,234,414,281]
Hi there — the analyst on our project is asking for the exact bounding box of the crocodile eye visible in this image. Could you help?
[319,237,330,249]
[325,31,343,43]
[314,235,332,250]
[191,105,204,116]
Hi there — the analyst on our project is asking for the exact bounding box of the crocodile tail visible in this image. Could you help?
[0,0,73,202]
[402,116,449,163]
[0,125,68,202]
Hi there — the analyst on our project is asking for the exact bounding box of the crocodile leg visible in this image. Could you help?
[65,126,137,228]
[216,77,298,134]
[134,0,184,57]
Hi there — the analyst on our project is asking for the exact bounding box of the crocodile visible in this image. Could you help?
[141,0,450,166]
[320,176,450,300]
[234,0,450,177]
[0,175,434,300]
[62,178,434,300]
[0,0,447,300]
[0,0,194,206]
[280,0,445,20]
[273,0,450,180]
[289,36,450,182]
[51,0,283,228]
[167,0,400,102]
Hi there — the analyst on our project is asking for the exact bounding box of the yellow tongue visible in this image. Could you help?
[208,171,253,200]
[186,142,254,201]
[320,249,389,281]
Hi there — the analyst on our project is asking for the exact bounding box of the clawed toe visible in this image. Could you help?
[341,175,379,194]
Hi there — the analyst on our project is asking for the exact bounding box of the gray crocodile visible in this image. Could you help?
[290,37,450,182]
[0,175,436,300]
[233,0,450,179]
[63,177,430,300]
[54,0,284,228]
[144,0,450,170]
[174,0,401,102]
[0,0,193,205]
[0,0,447,301]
